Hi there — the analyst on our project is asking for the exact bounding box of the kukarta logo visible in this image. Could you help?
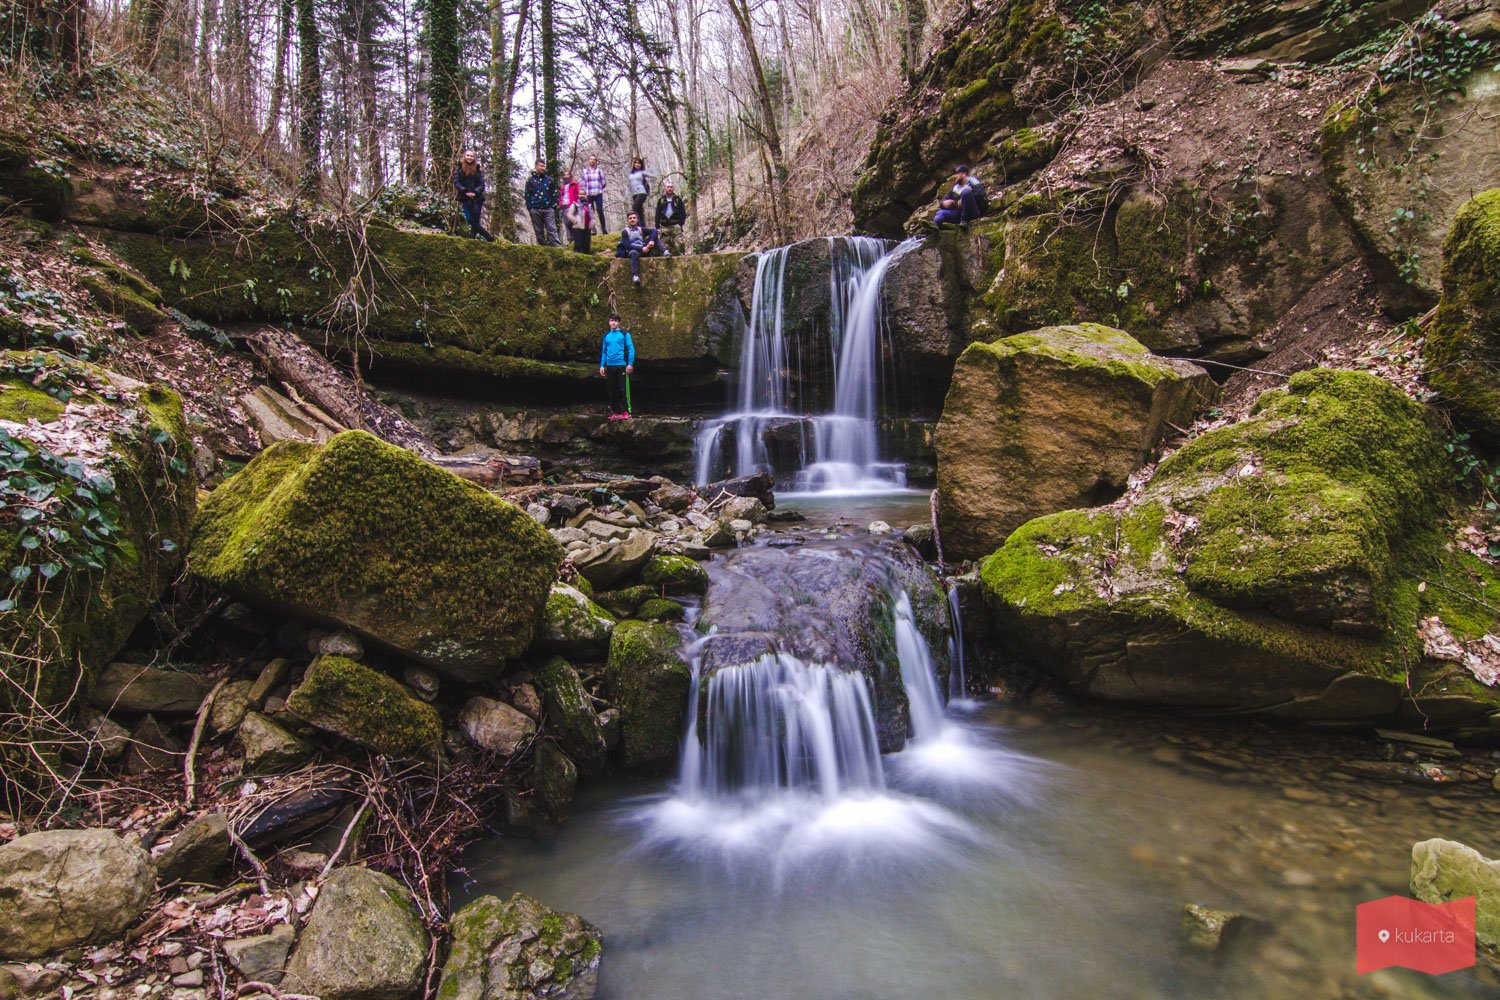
[1356,896,1476,975]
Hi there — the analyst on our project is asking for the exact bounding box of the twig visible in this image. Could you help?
[227,826,272,896]
[185,678,228,810]
[317,796,372,881]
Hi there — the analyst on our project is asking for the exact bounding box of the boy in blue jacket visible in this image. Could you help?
[599,314,636,420]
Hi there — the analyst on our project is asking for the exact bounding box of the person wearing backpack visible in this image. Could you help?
[565,196,593,253]
[598,314,636,420]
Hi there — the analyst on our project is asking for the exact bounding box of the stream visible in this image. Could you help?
[457,495,1500,1000]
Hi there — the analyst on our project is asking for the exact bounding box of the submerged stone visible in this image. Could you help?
[1411,838,1500,962]
[190,431,561,681]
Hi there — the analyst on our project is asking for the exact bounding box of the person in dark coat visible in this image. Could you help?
[523,159,562,246]
[655,182,687,229]
[452,151,494,241]
[598,313,636,419]
[614,212,660,286]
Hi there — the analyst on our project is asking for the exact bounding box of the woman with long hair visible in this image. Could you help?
[627,157,651,226]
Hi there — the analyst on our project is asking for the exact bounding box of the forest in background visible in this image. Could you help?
[4,0,952,245]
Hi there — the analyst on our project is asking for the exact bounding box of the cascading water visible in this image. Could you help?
[945,584,979,711]
[693,237,922,493]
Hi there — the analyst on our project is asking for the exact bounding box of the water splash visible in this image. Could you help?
[946,584,981,712]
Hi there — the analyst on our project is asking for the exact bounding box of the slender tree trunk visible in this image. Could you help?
[540,0,559,173]
[295,0,322,202]
[198,0,216,96]
[355,0,384,191]
[626,0,639,154]
[488,0,531,239]
[724,0,788,233]
[426,0,460,185]
[264,0,293,144]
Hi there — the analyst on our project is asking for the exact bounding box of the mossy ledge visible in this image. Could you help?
[980,369,1500,726]
[189,430,562,681]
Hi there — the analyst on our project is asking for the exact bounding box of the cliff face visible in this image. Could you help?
[856,0,1499,398]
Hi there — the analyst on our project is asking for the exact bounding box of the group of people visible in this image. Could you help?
[451,152,689,283]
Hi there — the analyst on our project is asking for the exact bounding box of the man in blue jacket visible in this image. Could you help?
[615,212,660,286]
[598,314,636,419]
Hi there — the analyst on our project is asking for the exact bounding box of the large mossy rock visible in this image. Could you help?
[936,324,1215,561]
[980,369,1500,725]
[287,656,442,757]
[0,351,195,711]
[283,866,429,1000]
[1411,838,1500,965]
[0,829,155,959]
[438,892,602,1000]
[190,431,561,681]
[604,621,691,770]
[111,219,745,388]
[639,554,709,596]
[1427,189,1500,439]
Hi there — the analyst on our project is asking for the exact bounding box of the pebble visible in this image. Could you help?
[171,970,204,987]
[1281,786,1322,803]
[868,520,892,534]
[525,502,549,525]
[1281,869,1316,887]
[1492,772,1499,793]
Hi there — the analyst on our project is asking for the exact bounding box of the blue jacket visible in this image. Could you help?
[600,327,636,367]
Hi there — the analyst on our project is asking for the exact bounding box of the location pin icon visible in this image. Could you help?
[1378,929,1391,943]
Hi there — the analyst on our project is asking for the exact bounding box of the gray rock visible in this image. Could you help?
[238,712,313,773]
[283,867,428,1000]
[437,892,601,1000]
[720,496,767,524]
[597,709,622,751]
[0,829,155,959]
[702,519,737,548]
[125,714,183,775]
[402,666,441,703]
[1181,902,1260,953]
[209,680,254,735]
[72,708,130,763]
[651,483,693,513]
[573,529,658,588]
[532,742,578,820]
[550,527,588,546]
[316,631,365,660]
[88,663,214,715]
[510,682,543,720]
[525,502,550,525]
[223,924,296,985]
[534,658,608,774]
[867,520,892,534]
[155,813,230,885]
[457,697,537,755]
[247,658,293,709]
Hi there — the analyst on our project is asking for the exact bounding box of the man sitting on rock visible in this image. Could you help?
[947,164,988,224]
[615,212,661,286]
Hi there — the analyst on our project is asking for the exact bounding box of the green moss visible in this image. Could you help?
[287,654,442,756]
[639,554,708,596]
[190,431,562,675]
[968,323,1181,386]
[980,369,1491,706]
[111,219,744,367]
[637,597,686,622]
[533,656,607,772]
[1428,189,1500,439]
[0,382,66,423]
[605,620,691,770]
[593,585,655,618]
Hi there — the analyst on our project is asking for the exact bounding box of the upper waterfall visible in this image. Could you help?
[694,236,922,494]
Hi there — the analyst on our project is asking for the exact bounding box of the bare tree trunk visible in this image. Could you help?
[295,0,322,202]
[489,0,531,239]
[354,0,384,190]
[264,0,293,144]
[724,0,788,235]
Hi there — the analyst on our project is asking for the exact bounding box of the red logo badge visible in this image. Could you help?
[1356,896,1476,975]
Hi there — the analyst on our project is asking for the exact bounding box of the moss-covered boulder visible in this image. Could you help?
[980,369,1500,725]
[190,431,561,681]
[1427,189,1500,439]
[535,584,616,659]
[0,350,195,712]
[237,711,314,772]
[287,656,442,757]
[437,892,602,1000]
[605,621,691,770]
[283,866,429,1000]
[533,657,608,774]
[936,324,1215,561]
[639,554,709,596]
[637,597,685,622]
[1411,839,1500,966]
[111,218,745,388]
[532,741,578,820]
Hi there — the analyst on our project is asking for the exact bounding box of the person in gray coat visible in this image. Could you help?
[627,157,651,226]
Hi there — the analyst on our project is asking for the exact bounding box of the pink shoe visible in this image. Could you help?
[621,412,632,420]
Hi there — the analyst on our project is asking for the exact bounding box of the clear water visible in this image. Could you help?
[694,237,922,494]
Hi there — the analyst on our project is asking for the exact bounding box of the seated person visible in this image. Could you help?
[934,198,963,225]
[949,164,988,223]
[615,212,661,285]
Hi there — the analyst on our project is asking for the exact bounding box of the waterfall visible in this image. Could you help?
[693,237,921,493]
[681,652,886,801]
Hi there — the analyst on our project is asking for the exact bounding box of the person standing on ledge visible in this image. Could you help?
[599,313,636,420]
[581,154,607,233]
[655,182,687,229]
[627,157,651,226]
[524,159,562,246]
[452,151,494,241]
